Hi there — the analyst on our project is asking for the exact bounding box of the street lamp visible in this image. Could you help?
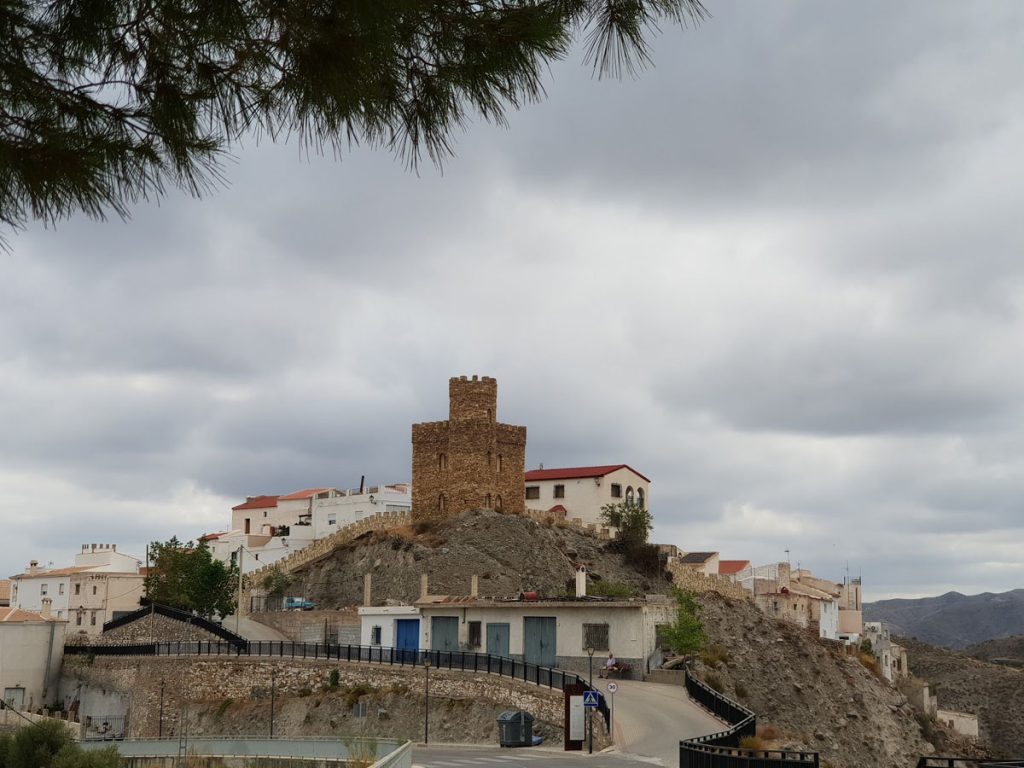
[423,657,432,744]
[586,646,595,754]
[269,668,277,739]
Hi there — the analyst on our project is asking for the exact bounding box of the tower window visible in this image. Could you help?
[485,493,492,508]
[438,453,448,470]
[497,455,503,473]
[495,495,502,511]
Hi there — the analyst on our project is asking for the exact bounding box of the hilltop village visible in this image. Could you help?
[0,377,986,764]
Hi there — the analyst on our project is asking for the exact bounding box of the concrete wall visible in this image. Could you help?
[936,709,979,739]
[67,573,144,635]
[358,606,419,647]
[11,575,71,615]
[0,619,66,710]
[73,546,140,572]
[250,609,361,644]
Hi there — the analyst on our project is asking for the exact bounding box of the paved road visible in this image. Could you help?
[606,679,724,766]
[222,615,289,641]
[413,744,656,768]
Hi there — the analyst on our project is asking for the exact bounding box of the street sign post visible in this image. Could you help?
[605,682,616,740]
[606,682,617,694]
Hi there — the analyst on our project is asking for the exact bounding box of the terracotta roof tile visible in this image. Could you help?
[0,580,10,602]
[524,465,651,483]
[232,495,280,511]
[718,560,751,575]
[278,488,332,501]
[0,607,53,623]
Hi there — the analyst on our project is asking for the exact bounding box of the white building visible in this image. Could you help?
[358,605,421,650]
[417,595,674,678]
[523,465,650,526]
[311,484,412,539]
[0,605,66,710]
[10,545,143,628]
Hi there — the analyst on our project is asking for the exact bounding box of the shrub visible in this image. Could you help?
[6,720,73,768]
[214,698,233,718]
[702,672,724,693]
[344,683,375,708]
[297,687,313,697]
[857,651,883,679]
[589,581,635,598]
[328,669,340,689]
[739,736,764,750]
[699,644,731,668]
[734,683,748,699]
[412,521,434,535]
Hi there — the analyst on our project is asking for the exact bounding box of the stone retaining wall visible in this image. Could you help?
[248,609,360,644]
[62,656,567,739]
[67,612,225,646]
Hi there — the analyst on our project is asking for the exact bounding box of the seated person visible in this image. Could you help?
[599,652,619,677]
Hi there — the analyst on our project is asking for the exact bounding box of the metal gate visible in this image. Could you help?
[486,623,510,657]
[523,617,556,667]
[431,616,459,651]
[396,619,420,662]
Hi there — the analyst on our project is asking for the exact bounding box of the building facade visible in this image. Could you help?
[0,606,66,710]
[523,465,650,526]
[412,376,527,522]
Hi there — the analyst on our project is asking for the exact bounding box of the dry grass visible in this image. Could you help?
[699,644,731,668]
[739,735,765,750]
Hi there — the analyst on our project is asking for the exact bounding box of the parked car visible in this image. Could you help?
[283,596,315,611]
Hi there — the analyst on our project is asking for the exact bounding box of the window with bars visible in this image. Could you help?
[371,626,382,645]
[582,623,609,652]
[468,621,482,648]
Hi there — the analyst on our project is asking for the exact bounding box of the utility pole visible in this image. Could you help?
[236,545,244,635]
[269,668,276,739]
[158,678,165,738]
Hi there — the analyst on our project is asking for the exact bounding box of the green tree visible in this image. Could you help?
[4,721,71,768]
[260,566,291,600]
[599,501,653,545]
[661,587,707,659]
[1,1,705,238]
[145,537,237,617]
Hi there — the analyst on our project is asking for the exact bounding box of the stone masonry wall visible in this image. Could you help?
[668,562,752,602]
[248,609,360,644]
[62,656,567,739]
[412,376,526,523]
[66,612,225,646]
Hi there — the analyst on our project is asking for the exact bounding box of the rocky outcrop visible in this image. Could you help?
[290,509,672,607]
[691,593,931,768]
[900,637,1024,757]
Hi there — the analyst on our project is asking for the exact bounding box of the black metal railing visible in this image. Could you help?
[64,641,610,728]
[919,760,1024,768]
[100,604,247,648]
[83,714,128,741]
[681,669,818,768]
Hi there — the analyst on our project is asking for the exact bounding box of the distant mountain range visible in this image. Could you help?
[863,588,1024,649]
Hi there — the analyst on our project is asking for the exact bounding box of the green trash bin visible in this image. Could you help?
[497,711,534,747]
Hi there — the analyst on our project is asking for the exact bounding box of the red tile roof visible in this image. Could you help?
[0,607,56,623]
[718,560,751,575]
[278,488,331,501]
[523,465,651,483]
[232,495,279,511]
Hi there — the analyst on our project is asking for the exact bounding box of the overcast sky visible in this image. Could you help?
[3,1,1023,600]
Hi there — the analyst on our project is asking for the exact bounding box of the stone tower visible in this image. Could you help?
[411,376,527,522]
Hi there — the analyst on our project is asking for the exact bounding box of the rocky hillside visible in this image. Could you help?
[864,589,1024,648]
[966,635,1024,666]
[290,509,671,606]
[900,636,1024,757]
[692,593,932,768]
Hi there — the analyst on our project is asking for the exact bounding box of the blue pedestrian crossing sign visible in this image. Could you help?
[583,690,599,708]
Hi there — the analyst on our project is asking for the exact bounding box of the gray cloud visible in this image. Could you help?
[2,1,1023,598]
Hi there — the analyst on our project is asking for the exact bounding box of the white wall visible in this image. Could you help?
[12,576,71,616]
[312,488,412,539]
[419,600,673,661]
[73,546,140,573]
[818,599,839,640]
[524,467,649,526]
[0,619,66,710]
[358,606,420,646]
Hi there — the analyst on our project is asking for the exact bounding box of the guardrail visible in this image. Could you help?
[681,669,818,768]
[64,641,610,729]
[100,603,247,648]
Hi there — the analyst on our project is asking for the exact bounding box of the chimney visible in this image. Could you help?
[470,575,479,598]
[420,574,429,600]
[575,566,587,598]
[363,574,372,607]
[778,561,792,589]
[28,560,39,574]
[41,598,52,620]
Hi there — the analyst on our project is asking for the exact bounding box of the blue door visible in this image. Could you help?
[486,623,510,657]
[523,617,557,667]
[396,619,420,662]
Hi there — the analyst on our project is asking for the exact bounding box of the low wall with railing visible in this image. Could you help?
[0,709,84,739]
[682,670,819,768]
[669,564,752,602]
